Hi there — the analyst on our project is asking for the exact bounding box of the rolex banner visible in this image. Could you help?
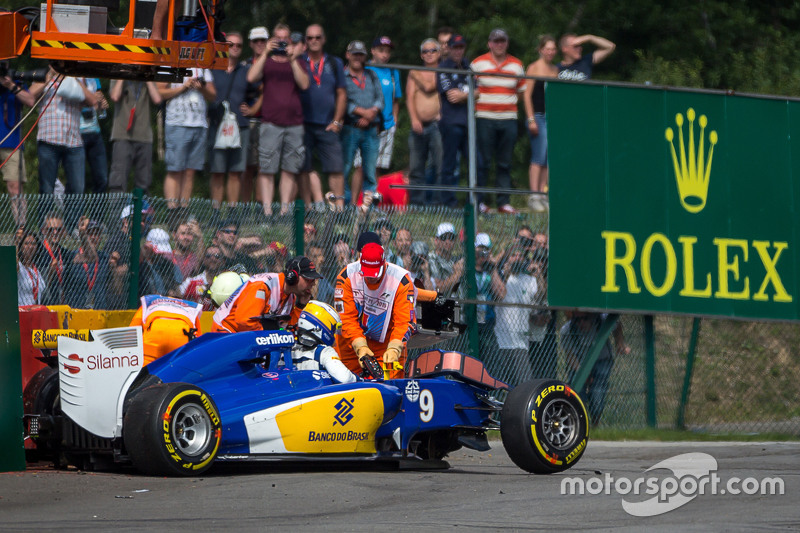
[547,82,799,321]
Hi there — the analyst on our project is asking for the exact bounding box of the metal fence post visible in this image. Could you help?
[676,317,702,429]
[467,72,477,208]
[463,204,479,358]
[293,199,305,257]
[645,315,657,427]
[0,246,25,472]
[126,188,143,309]
[571,314,619,393]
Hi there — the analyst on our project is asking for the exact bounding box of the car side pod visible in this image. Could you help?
[501,379,590,474]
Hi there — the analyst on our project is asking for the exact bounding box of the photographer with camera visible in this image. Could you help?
[458,232,504,368]
[494,244,539,385]
[247,23,310,217]
[29,68,98,229]
[1,62,37,227]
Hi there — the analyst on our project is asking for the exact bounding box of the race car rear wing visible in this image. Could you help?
[406,349,508,391]
[58,327,144,438]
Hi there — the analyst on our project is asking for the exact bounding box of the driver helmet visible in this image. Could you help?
[296,300,341,347]
[208,271,249,307]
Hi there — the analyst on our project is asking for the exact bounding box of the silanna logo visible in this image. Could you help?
[63,353,140,373]
[62,354,83,374]
[333,397,354,426]
[665,108,718,214]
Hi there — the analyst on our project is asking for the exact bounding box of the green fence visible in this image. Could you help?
[4,193,800,435]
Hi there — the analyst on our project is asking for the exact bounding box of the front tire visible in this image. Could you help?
[501,379,589,474]
[124,383,222,476]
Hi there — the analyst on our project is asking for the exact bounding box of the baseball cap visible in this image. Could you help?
[475,232,492,248]
[286,256,323,280]
[489,28,509,41]
[249,26,269,40]
[372,36,394,49]
[360,242,385,277]
[356,231,381,252]
[449,34,466,47]
[146,228,172,255]
[436,222,456,238]
[347,40,367,54]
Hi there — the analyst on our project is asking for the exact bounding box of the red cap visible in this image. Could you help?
[360,242,385,277]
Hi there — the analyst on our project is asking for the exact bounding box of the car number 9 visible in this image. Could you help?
[419,389,434,422]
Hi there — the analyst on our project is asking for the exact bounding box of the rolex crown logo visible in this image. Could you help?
[665,108,718,214]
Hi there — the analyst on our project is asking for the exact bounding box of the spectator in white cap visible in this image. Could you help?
[428,221,463,296]
[458,231,504,371]
[240,26,270,205]
[146,228,173,257]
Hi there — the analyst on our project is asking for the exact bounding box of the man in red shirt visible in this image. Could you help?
[247,23,310,217]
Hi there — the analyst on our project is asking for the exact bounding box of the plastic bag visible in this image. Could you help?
[56,77,85,102]
[213,101,241,149]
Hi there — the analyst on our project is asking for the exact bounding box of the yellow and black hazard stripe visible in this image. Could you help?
[32,40,170,55]
[215,50,228,58]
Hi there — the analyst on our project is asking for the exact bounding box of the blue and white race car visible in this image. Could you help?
[26,325,589,476]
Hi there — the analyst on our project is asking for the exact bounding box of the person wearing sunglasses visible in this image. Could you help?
[406,38,443,206]
[212,219,258,274]
[470,28,526,215]
[557,33,615,82]
[298,24,347,212]
[428,222,464,297]
[178,245,227,310]
[209,31,253,218]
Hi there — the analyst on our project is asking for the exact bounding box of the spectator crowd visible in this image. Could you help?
[2,23,625,403]
[1,24,617,224]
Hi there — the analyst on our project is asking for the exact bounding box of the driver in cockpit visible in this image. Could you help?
[291,300,359,383]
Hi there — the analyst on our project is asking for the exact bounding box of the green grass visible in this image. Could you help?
[591,428,800,442]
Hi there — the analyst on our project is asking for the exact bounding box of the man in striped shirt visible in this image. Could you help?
[470,29,526,215]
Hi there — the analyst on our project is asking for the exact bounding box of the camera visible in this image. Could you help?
[81,108,95,120]
[0,61,48,84]
[371,192,382,206]
[272,40,289,56]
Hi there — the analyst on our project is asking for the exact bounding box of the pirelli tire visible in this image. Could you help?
[501,379,589,474]
[123,383,222,476]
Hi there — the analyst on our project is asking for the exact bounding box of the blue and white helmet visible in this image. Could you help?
[296,300,342,347]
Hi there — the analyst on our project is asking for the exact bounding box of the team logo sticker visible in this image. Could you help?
[404,380,420,402]
[261,372,279,380]
[333,397,355,426]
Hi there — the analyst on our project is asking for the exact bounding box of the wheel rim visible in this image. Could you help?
[171,403,212,456]
[540,399,580,449]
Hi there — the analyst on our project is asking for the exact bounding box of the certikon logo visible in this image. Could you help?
[561,452,784,517]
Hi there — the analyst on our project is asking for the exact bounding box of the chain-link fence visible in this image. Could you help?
[4,193,800,435]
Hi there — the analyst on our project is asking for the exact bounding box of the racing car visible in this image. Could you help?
[24,323,589,476]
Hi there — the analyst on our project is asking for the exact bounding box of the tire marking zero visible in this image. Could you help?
[419,389,434,422]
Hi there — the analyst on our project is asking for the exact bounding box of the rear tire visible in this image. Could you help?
[124,383,221,476]
[501,379,589,474]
